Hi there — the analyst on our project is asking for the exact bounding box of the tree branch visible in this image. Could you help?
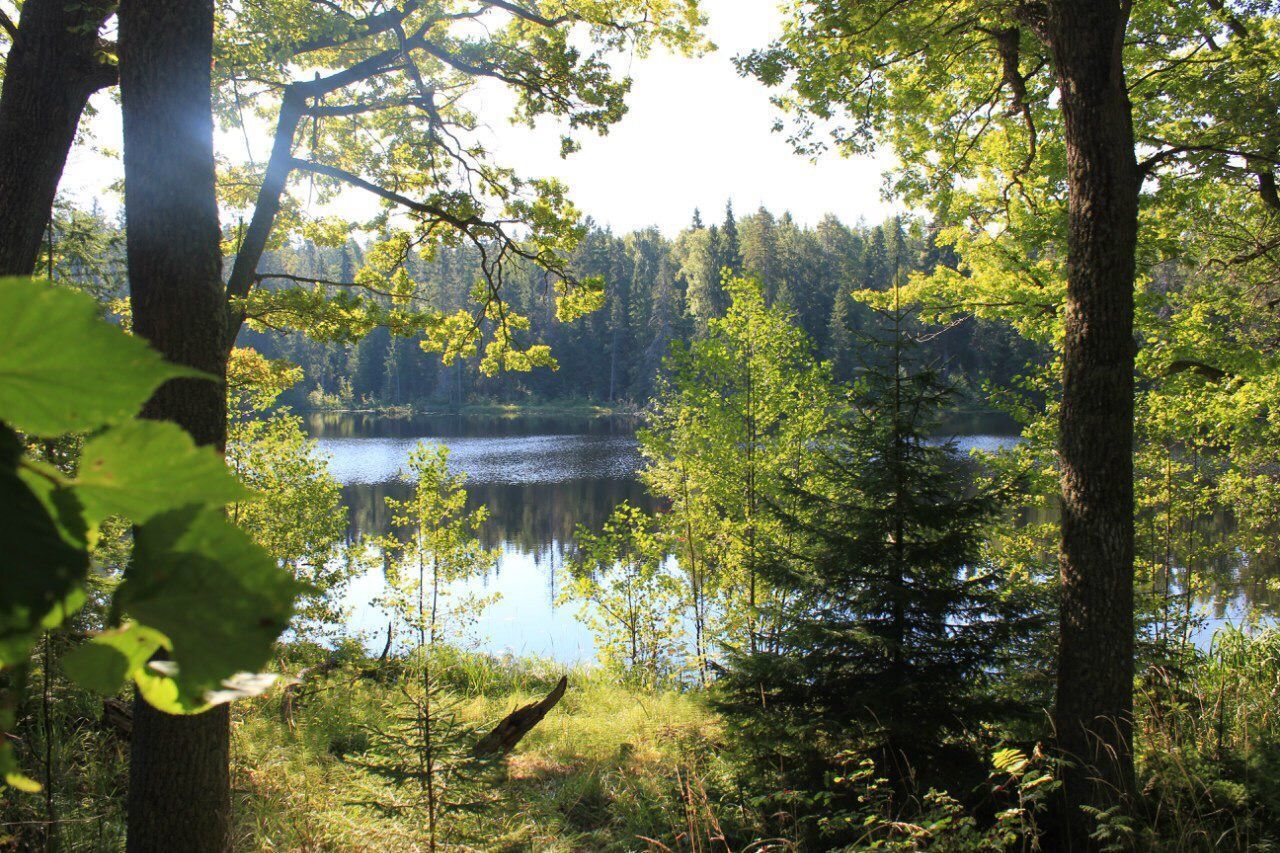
[0,9,17,42]
[289,157,488,229]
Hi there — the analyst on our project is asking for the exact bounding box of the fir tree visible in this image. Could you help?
[352,445,500,850]
[719,200,742,276]
[716,288,1024,842]
[826,289,855,383]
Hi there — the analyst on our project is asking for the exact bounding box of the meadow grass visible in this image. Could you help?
[7,630,1280,850]
[229,648,739,851]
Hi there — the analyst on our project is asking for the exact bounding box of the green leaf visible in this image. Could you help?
[4,770,41,793]
[120,506,303,706]
[75,420,252,525]
[0,277,206,436]
[132,662,187,714]
[0,430,90,666]
[62,623,166,696]
[1,687,40,792]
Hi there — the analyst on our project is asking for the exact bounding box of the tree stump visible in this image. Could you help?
[474,676,568,758]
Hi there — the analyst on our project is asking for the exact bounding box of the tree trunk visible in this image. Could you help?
[119,0,230,849]
[0,0,115,275]
[1044,0,1140,842]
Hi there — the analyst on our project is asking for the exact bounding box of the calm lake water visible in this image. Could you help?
[308,412,1268,662]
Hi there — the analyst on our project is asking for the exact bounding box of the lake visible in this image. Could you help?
[308,412,1269,662]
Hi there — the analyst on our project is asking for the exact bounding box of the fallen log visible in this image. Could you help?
[102,697,132,739]
[473,675,568,758]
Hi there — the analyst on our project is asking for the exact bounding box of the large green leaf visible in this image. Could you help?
[0,278,206,436]
[61,623,166,696]
[75,420,252,525]
[0,427,90,666]
[1,707,39,793]
[60,622,281,714]
[120,506,304,705]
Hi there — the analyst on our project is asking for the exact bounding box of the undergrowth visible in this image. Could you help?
[4,629,1280,850]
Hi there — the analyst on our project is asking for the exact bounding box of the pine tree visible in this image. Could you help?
[719,200,742,276]
[716,288,1023,843]
[740,207,781,303]
[681,225,729,329]
[641,253,683,398]
[864,226,891,290]
[355,444,499,850]
[826,289,855,383]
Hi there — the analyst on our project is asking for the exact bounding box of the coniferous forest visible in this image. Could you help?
[242,209,1038,412]
[3,1,1280,851]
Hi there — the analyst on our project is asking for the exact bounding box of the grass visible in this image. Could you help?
[230,647,740,851]
[9,629,1280,850]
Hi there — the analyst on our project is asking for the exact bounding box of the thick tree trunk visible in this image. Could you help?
[0,0,115,275]
[1045,0,1140,843]
[119,0,230,850]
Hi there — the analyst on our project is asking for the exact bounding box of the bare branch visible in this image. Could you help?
[0,9,18,42]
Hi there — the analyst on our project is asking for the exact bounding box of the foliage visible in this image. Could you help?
[743,0,1280,669]
[563,502,685,684]
[215,0,709,374]
[228,412,354,637]
[1134,626,1280,848]
[714,297,1031,844]
[227,346,304,414]
[641,275,835,659]
[241,210,1034,412]
[226,344,355,636]
[796,746,1058,851]
[380,443,498,644]
[0,277,303,792]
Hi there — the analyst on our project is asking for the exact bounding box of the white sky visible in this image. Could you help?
[60,0,897,236]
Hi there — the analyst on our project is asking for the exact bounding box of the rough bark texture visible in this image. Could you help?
[0,0,115,275]
[119,0,230,849]
[1045,0,1140,844]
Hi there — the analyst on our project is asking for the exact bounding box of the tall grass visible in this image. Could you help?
[6,629,1279,850]
[232,645,754,851]
[1135,625,1280,849]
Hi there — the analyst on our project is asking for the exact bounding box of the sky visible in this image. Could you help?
[60,0,898,236]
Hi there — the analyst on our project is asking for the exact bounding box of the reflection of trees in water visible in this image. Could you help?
[1003,498,1269,620]
[1174,512,1280,618]
[326,411,1276,623]
[343,478,655,559]
[345,478,655,605]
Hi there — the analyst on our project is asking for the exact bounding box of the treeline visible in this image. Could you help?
[241,206,1038,409]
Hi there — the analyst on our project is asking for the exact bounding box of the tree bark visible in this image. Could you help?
[1044,0,1140,843]
[119,0,230,849]
[0,0,115,275]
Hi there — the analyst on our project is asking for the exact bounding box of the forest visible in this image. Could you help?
[2,0,1280,851]
[247,208,1037,410]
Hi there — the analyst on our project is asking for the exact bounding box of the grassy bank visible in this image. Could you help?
[231,648,734,851]
[7,630,1280,850]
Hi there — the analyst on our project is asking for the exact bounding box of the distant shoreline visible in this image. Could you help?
[298,399,1022,430]
[299,400,644,419]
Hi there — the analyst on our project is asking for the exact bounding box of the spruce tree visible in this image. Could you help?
[825,289,855,383]
[720,200,742,275]
[717,288,1022,841]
